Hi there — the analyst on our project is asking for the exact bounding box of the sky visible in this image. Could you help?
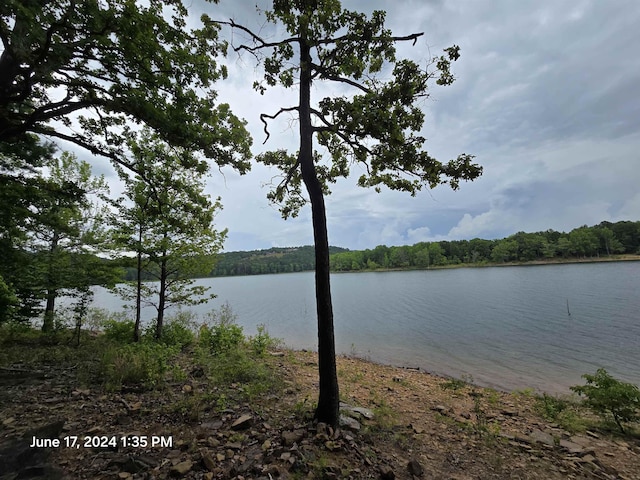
[91,1,640,252]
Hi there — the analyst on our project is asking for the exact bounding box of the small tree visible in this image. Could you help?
[112,132,226,341]
[571,368,640,433]
[215,0,482,426]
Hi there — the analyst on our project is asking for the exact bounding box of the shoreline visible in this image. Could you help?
[208,253,640,278]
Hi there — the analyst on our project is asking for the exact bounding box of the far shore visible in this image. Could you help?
[329,253,640,275]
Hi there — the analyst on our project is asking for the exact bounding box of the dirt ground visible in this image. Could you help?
[1,348,639,479]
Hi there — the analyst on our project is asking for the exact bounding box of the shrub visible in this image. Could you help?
[102,319,136,343]
[146,311,197,349]
[571,368,640,433]
[200,304,244,355]
[249,323,281,356]
[537,393,569,420]
[99,342,177,391]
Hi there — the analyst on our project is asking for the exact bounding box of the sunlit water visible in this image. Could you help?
[83,261,640,394]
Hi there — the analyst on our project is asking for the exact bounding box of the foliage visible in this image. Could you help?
[0,275,18,323]
[99,342,178,391]
[102,319,137,344]
[0,0,252,173]
[144,311,196,350]
[570,368,640,433]
[110,131,227,340]
[202,321,245,356]
[249,323,282,356]
[537,393,569,419]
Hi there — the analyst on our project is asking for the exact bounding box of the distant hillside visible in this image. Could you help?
[210,245,349,276]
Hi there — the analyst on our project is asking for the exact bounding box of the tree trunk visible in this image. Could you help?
[299,40,340,427]
[134,224,143,342]
[156,255,167,340]
[42,231,59,332]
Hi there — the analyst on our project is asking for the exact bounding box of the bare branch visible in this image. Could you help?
[260,106,299,144]
[215,19,299,53]
[315,31,424,46]
[311,63,372,93]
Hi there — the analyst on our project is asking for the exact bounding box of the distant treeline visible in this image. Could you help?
[330,220,640,272]
[121,220,639,280]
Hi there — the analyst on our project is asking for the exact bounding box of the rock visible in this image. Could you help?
[500,409,518,417]
[529,429,555,447]
[282,429,305,446]
[170,460,193,476]
[379,464,395,479]
[201,450,217,471]
[411,423,425,434]
[202,420,224,430]
[206,436,220,447]
[348,406,375,420]
[407,459,424,477]
[431,405,448,414]
[559,439,584,455]
[262,439,272,451]
[0,419,66,479]
[231,414,253,430]
[339,415,361,431]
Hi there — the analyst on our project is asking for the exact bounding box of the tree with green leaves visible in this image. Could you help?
[0,0,251,175]
[215,0,482,425]
[29,151,117,331]
[0,134,56,322]
[112,132,226,341]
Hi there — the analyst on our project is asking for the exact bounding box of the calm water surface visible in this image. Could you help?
[90,262,640,394]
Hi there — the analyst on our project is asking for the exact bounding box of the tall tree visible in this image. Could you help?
[216,0,482,426]
[29,151,114,331]
[112,132,226,340]
[0,0,251,175]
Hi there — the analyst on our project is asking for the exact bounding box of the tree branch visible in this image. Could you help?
[315,31,424,46]
[215,19,299,53]
[260,106,299,144]
[311,63,372,93]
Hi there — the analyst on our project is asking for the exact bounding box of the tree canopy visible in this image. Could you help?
[0,0,252,172]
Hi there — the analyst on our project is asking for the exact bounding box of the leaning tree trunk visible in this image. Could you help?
[156,255,167,340]
[299,39,340,427]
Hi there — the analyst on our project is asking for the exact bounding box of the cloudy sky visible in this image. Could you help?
[97,1,640,252]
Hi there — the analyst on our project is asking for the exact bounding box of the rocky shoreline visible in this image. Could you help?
[1,349,638,479]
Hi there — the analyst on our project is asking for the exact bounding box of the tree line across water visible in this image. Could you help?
[120,220,640,280]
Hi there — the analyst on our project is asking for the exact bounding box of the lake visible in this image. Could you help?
[88,261,640,394]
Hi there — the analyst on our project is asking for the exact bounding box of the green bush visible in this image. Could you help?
[200,304,245,355]
[99,342,177,391]
[537,393,569,420]
[571,368,640,433]
[249,323,281,356]
[102,319,136,343]
[144,311,196,349]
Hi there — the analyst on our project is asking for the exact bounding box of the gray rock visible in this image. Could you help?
[281,429,305,446]
[231,414,253,430]
[339,414,361,431]
[529,429,555,447]
[170,460,193,476]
